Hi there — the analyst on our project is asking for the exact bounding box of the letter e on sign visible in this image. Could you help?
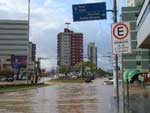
[113,23,129,40]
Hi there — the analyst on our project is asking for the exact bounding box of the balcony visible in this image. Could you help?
[137,0,150,48]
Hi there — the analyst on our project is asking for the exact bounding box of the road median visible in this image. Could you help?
[0,83,49,93]
[46,78,85,84]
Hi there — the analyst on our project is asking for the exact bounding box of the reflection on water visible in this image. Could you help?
[126,89,150,113]
[112,85,150,113]
[56,84,98,113]
[0,78,114,113]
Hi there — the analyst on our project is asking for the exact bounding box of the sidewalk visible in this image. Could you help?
[121,83,150,113]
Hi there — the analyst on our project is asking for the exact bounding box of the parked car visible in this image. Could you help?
[58,74,66,79]
[21,76,27,80]
[0,76,14,82]
[84,77,92,83]
[70,75,78,79]
[6,77,14,82]
[0,76,7,82]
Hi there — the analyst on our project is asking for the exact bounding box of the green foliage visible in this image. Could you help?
[83,61,96,69]
[58,60,112,77]
[58,66,70,74]
[48,78,84,83]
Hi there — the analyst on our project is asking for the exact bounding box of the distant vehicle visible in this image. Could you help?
[70,75,78,79]
[0,76,14,82]
[0,76,7,81]
[104,77,122,85]
[84,77,92,83]
[6,77,14,82]
[21,76,27,80]
[108,77,113,80]
[58,74,66,79]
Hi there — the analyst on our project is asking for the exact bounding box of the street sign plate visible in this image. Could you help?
[72,2,106,21]
[12,64,20,68]
[111,22,132,54]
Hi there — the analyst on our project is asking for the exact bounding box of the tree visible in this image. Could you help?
[73,62,82,72]
[58,66,70,74]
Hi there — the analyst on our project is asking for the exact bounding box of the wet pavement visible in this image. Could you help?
[0,78,114,113]
[0,78,149,113]
[125,86,150,113]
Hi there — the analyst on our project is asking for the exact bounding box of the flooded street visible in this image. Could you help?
[0,78,149,113]
[0,78,114,113]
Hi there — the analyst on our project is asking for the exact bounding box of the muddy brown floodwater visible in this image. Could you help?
[0,78,115,113]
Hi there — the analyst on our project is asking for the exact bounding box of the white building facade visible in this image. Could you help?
[137,0,150,48]
[127,0,144,7]
[0,20,28,72]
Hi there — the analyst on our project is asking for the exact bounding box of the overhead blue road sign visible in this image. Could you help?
[72,2,106,21]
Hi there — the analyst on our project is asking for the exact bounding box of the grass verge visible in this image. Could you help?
[0,83,48,93]
[47,78,85,83]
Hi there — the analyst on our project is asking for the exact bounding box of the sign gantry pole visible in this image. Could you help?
[113,0,119,102]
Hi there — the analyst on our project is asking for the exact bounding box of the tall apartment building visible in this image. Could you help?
[121,5,150,72]
[57,28,83,66]
[0,20,28,71]
[127,0,144,7]
[87,42,97,68]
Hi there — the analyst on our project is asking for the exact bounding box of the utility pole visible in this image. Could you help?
[113,0,119,101]
[27,0,30,84]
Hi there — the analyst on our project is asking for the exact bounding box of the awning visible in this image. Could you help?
[123,70,141,82]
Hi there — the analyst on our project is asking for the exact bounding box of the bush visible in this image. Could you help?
[0,69,14,77]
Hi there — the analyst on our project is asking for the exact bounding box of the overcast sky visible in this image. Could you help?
[0,0,126,71]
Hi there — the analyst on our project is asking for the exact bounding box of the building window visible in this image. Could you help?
[137,61,141,65]
[6,59,11,61]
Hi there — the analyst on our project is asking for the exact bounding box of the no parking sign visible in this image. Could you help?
[111,22,131,54]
